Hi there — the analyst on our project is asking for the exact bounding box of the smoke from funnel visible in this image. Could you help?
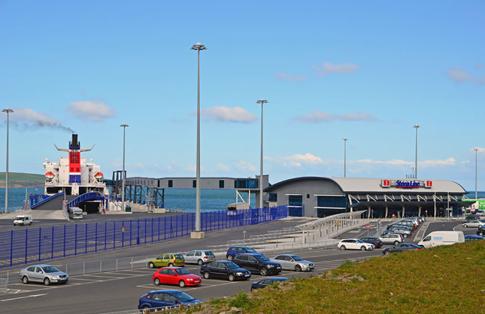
[7,108,74,133]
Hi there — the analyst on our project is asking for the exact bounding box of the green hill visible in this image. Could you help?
[0,172,44,187]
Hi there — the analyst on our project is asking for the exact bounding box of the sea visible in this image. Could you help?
[0,187,255,213]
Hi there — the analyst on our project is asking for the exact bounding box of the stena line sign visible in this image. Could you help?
[381,179,432,189]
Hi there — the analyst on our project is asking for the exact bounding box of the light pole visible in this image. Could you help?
[474,147,479,200]
[191,42,206,238]
[120,124,128,212]
[256,99,268,209]
[2,108,13,214]
[413,124,420,179]
[343,138,348,178]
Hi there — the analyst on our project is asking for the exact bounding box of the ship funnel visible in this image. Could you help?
[69,134,80,150]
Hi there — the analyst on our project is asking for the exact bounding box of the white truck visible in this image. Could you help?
[13,215,33,226]
[418,231,465,248]
[68,207,84,220]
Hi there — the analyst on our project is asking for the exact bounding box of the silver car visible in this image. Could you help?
[271,254,314,272]
[19,264,69,285]
[183,250,216,265]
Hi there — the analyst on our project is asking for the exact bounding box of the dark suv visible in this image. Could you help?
[226,246,258,260]
[233,253,282,276]
[359,237,383,248]
[200,260,251,281]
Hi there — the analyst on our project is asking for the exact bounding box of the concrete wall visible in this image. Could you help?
[268,178,345,217]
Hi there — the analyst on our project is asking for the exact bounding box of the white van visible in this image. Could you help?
[418,231,465,248]
[68,207,84,220]
[13,215,33,226]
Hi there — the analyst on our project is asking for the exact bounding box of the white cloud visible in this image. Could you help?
[69,101,115,121]
[354,157,456,168]
[236,160,257,173]
[275,72,307,81]
[215,163,231,173]
[9,108,74,133]
[267,153,326,168]
[448,67,485,85]
[296,111,377,123]
[201,106,256,123]
[317,62,359,75]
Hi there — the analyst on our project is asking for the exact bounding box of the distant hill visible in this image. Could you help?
[0,172,44,187]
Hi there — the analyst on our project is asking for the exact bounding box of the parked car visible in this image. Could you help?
[138,290,201,310]
[200,260,251,281]
[386,227,412,238]
[251,277,288,291]
[379,233,403,245]
[13,215,32,226]
[463,220,485,228]
[226,246,258,260]
[418,231,465,248]
[464,234,484,241]
[152,267,202,288]
[19,264,69,285]
[271,254,314,272]
[359,237,384,249]
[183,250,216,265]
[477,224,485,236]
[233,253,282,276]
[148,253,185,268]
[382,243,424,255]
[337,239,374,251]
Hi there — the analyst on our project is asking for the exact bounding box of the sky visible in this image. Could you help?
[0,1,485,190]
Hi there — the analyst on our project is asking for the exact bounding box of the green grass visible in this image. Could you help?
[181,241,485,314]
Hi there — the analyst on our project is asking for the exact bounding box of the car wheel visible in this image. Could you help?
[43,278,50,286]
[22,276,29,284]
[148,262,155,269]
[197,259,203,266]
[394,241,399,246]
[179,280,186,288]
[340,245,346,250]
[154,278,160,286]
[228,274,235,281]
[361,246,366,251]
[295,265,302,272]
[227,255,233,261]
[203,272,210,279]
[260,268,268,276]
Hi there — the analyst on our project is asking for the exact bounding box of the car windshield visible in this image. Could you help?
[225,262,240,269]
[175,254,184,259]
[170,291,194,303]
[176,268,191,275]
[42,266,60,273]
[290,255,303,261]
[254,254,269,262]
[245,248,257,253]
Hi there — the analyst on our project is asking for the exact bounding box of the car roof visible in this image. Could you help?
[147,289,180,294]
[262,277,288,281]
[236,252,261,256]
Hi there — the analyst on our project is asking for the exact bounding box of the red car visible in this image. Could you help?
[152,267,202,288]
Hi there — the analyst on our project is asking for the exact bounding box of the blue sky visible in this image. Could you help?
[1,1,484,190]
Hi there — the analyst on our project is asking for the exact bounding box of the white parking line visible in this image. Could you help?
[0,293,47,302]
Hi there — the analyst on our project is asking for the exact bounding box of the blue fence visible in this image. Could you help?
[0,206,288,268]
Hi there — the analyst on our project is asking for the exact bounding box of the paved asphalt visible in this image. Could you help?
[0,218,478,314]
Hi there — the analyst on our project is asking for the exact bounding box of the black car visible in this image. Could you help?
[226,246,258,260]
[233,253,282,276]
[359,237,383,248]
[250,277,288,291]
[383,243,424,255]
[477,224,485,236]
[200,260,251,281]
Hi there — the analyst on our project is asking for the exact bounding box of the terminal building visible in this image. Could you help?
[265,177,467,218]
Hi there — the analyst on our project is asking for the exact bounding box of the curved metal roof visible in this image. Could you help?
[265,176,466,194]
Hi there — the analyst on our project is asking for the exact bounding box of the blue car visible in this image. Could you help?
[464,234,484,241]
[138,290,201,310]
[226,246,257,260]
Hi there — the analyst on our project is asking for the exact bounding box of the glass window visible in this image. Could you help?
[205,251,215,256]
[219,180,224,188]
[186,251,194,256]
[269,193,278,202]
[42,266,60,273]
[176,268,190,275]
[423,236,431,242]
[195,251,202,256]
[237,255,248,261]
[168,180,173,188]
[192,180,196,188]
[316,196,347,208]
[288,195,303,206]
[27,266,35,272]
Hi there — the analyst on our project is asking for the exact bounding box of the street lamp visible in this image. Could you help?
[413,124,420,179]
[256,99,268,209]
[2,108,13,213]
[191,42,206,239]
[343,138,348,178]
[474,147,479,200]
[120,124,129,212]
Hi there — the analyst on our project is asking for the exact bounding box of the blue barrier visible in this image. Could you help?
[0,206,288,268]
[30,192,64,209]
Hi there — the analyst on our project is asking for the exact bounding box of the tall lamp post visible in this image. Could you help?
[2,108,13,214]
[343,138,348,178]
[474,147,479,200]
[191,42,206,239]
[413,124,420,179]
[120,124,129,211]
[256,99,268,209]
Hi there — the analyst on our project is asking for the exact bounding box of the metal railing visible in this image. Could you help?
[0,206,288,269]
